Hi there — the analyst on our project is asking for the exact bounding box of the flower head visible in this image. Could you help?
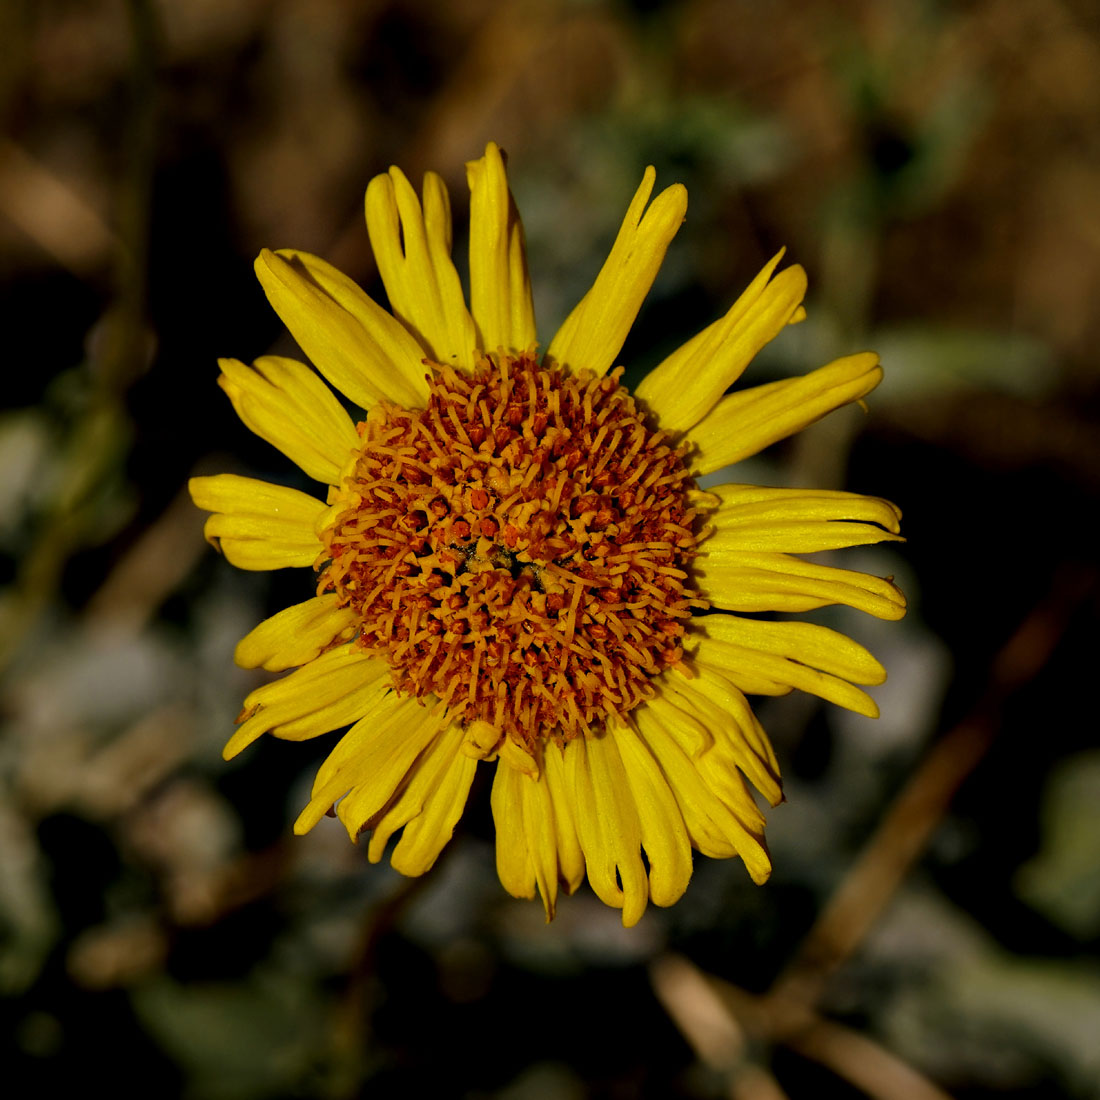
[190,143,904,926]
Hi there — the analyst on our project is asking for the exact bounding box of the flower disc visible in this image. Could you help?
[319,353,705,750]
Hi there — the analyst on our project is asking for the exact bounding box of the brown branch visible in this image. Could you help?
[653,568,1094,1097]
[771,565,1094,1010]
[650,954,791,1100]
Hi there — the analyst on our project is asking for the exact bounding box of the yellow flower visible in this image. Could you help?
[190,143,904,926]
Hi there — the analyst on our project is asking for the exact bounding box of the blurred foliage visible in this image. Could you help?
[2,0,1100,1097]
[1017,751,1100,942]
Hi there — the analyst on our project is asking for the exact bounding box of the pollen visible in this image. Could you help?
[317,353,706,751]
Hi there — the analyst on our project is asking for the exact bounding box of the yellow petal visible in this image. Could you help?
[696,615,885,717]
[712,487,902,526]
[681,628,790,697]
[702,521,901,556]
[703,613,886,683]
[635,705,737,857]
[223,645,388,759]
[643,690,716,758]
[254,249,428,409]
[657,668,783,806]
[365,167,478,369]
[696,550,907,620]
[306,685,397,793]
[634,703,772,882]
[708,482,902,523]
[650,689,774,833]
[466,142,536,355]
[217,356,360,486]
[701,482,902,554]
[491,761,536,901]
[295,695,445,836]
[636,254,807,431]
[189,473,325,571]
[461,719,501,759]
[233,594,358,672]
[364,720,477,874]
[391,748,477,875]
[499,735,540,777]
[566,734,649,927]
[491,760,561,919]
[610,723,693,908]
[688,352,884,474]
[334,703,448,841]
[545,168,687,378]
[543,743,585,894]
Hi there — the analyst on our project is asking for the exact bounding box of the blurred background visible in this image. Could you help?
[3,0,1100,1096]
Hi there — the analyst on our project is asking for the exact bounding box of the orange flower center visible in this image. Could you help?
[318,353,704,748]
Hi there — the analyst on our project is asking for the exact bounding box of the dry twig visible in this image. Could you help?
[653,567,1094,1096]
